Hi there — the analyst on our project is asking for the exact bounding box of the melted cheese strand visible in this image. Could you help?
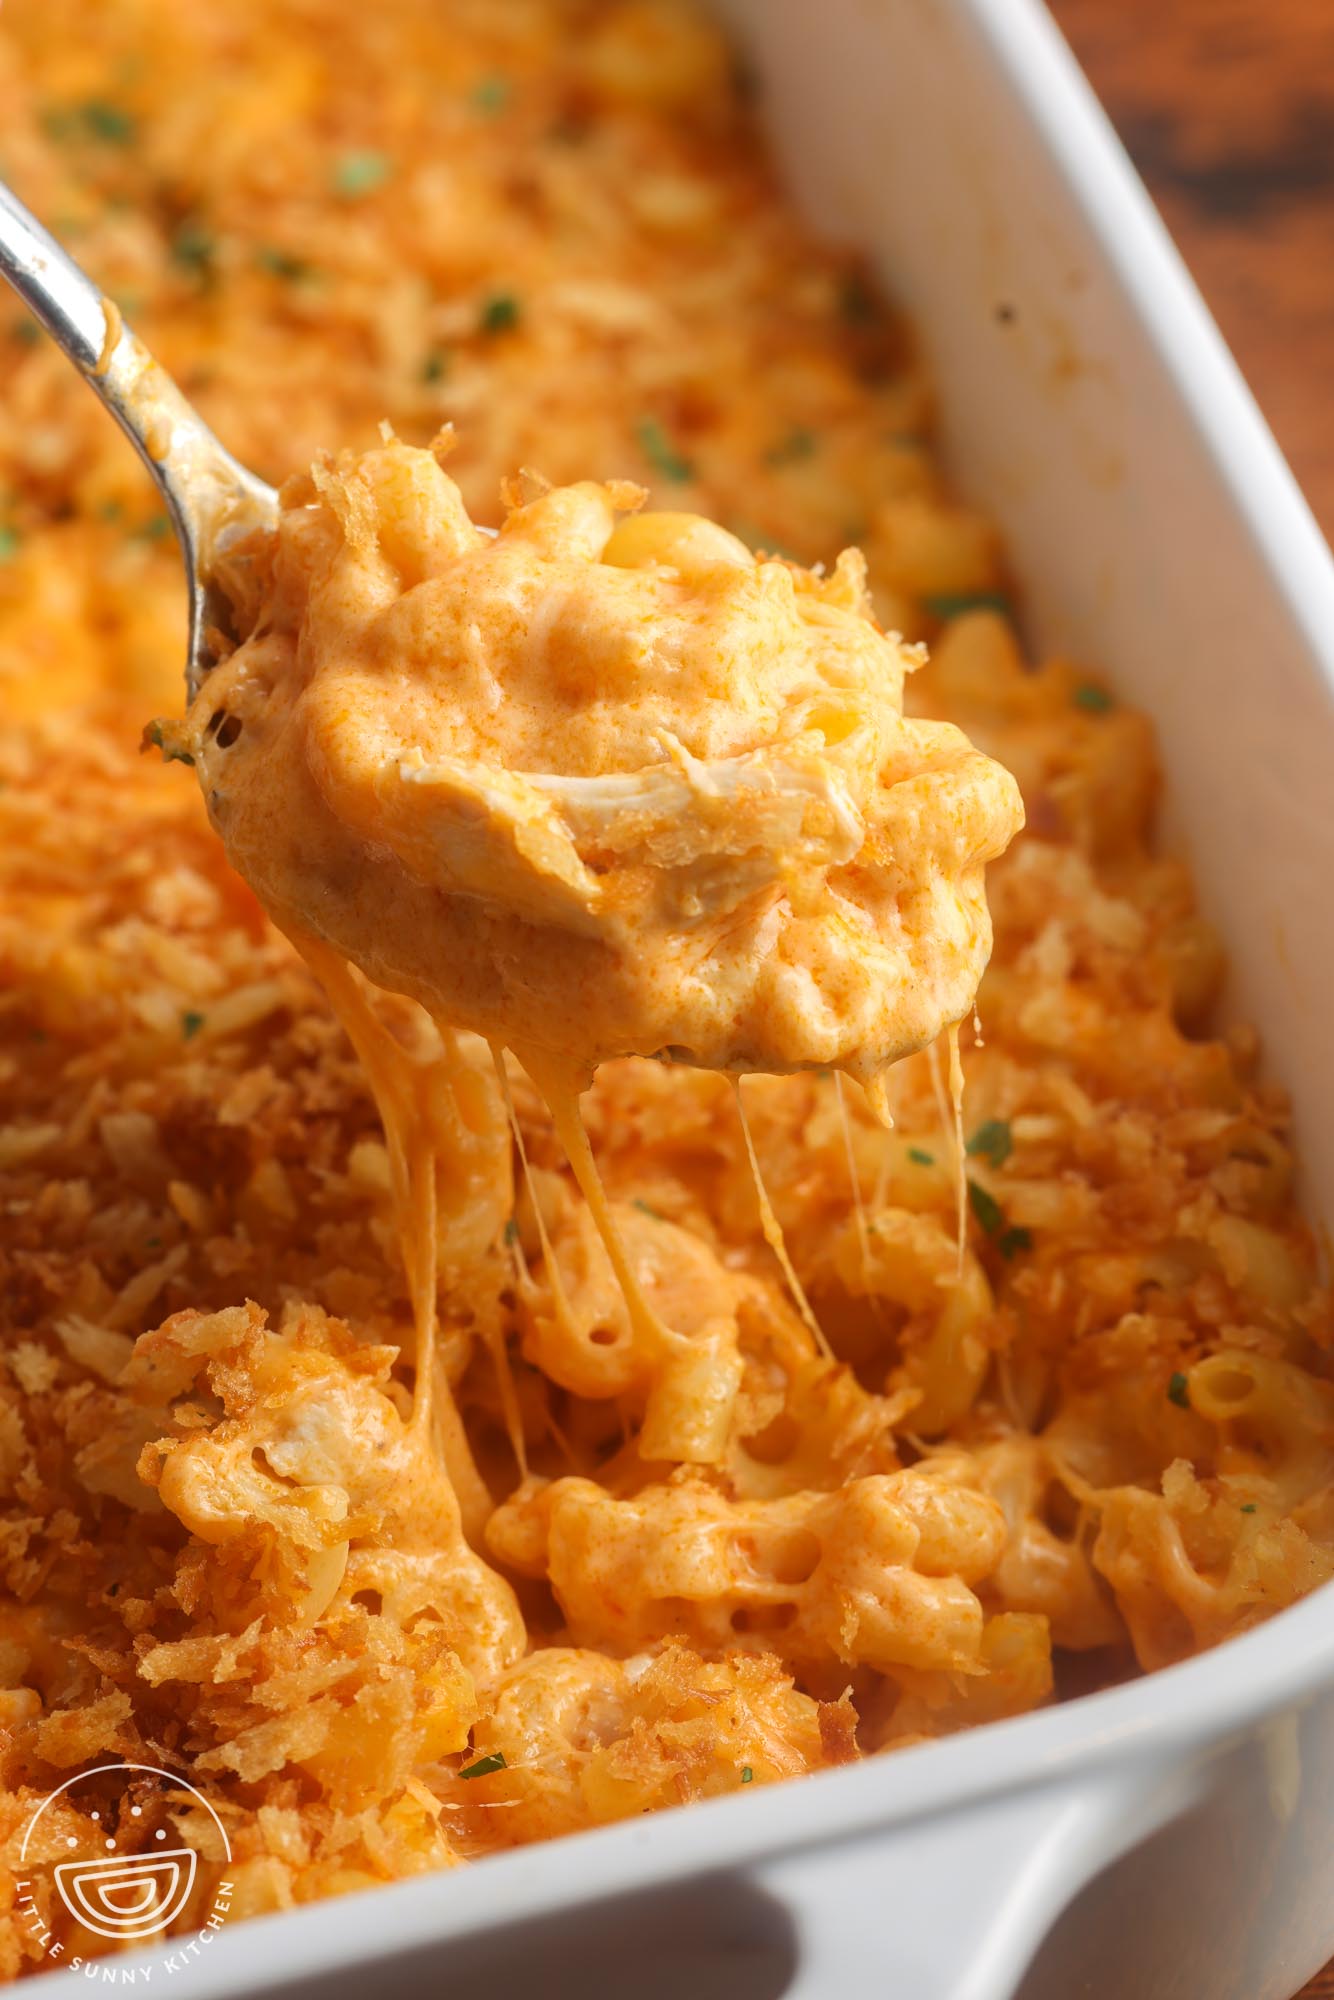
[732,1077,833,1361]
[948,1024,968,1281]
[294,938,437,1412]
[491,1044,590,1366]
[926,1033,966,1282]
[872,1063,902,1210]
[291,933,493,1530]
[834,1071,876,1305]
[513,1042,680,1356]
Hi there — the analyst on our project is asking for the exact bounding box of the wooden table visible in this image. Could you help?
[1051,0,1334,547]
[1048,4,1334,1992]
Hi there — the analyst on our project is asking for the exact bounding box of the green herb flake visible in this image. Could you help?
[145,1236,162,1250]
[478,292,520,336]
[632,1198,663,1220]
[764,426,817,468]
[133,515,172,543]
[503,1217,519,1246]
[255,246,311,282]
[181,1010,206,1041]
[0,524,20,561]
[636,417,695,484]
[907,1147,935,1167]
[1167,1371,1190,1410]
[333,149,391,199]
[11,319,40,347]
[740,1766,754,1785]
[459,1751,507,1780]
[44,99,135,146]
[924,590,1013,621]
[470,75,512,116]
[1073,682,1114,713]
[998,1225,1032,1260]
[421,348,449,385]
[97,499,126,523]
[1241,1503,1257,1514]
[966,1119,1013,1170]
[967,1180,1005,1238]
[171,222,216,277]
[82,99,136,144]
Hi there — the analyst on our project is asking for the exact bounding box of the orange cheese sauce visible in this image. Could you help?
[183,441,1021,1092]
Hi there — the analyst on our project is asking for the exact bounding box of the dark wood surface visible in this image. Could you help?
[1047,4,1334,1993]
[1050,0,1334,546]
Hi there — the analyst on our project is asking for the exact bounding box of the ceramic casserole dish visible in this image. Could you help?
[34,1,1334,1995]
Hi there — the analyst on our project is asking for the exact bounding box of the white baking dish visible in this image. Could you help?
[36,2,1334,1996]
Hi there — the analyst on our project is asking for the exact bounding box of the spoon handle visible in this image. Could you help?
[0,177,277,697]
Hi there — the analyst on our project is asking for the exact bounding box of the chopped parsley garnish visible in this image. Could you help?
[966,1119,1012,1169]
[632,1198,663,1220]
[459,1751,507,1780]
[11,319,40,347]
[145,1236,161,1250]
[171,222,216,278]
[133,515,172,542]
[421,349,449,384]
[764,426,817,467]
[1073,683,1113,713]
[98,499,125,522]
[1167,1371,1190,1409]
[837,272,877,325]
[255,246,311,282]
[45,99,136,146]
[470,75,512,115]
[333,149,391,198]
[181,1010,206,1041]
[740,1766,754,1785]
[924,590,1013,621]
[1241,1503,1257,1514]
[907,1146,935,1167]
[503,1217,519,1246]
[967,1181,1004,1236]
[83,99,135,144]
[479,292,520,335]
[968,1180,1030,1257]
[0,524,19,561]
[636,417,695,483]
[144,720,195,766]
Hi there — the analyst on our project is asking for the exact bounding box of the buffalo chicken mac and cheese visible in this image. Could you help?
[1,0,1332,1976]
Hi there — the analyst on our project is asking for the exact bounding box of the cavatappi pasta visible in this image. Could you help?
[1,0,1332,1980]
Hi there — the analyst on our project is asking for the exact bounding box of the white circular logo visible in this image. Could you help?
[15,1763,233,1976]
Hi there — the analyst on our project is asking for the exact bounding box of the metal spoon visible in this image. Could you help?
[0,178,281,702]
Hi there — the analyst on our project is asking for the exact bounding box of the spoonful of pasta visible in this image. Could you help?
[0,176,1023,1106]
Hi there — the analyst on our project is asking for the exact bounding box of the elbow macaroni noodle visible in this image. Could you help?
[1,0,1333,1977]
